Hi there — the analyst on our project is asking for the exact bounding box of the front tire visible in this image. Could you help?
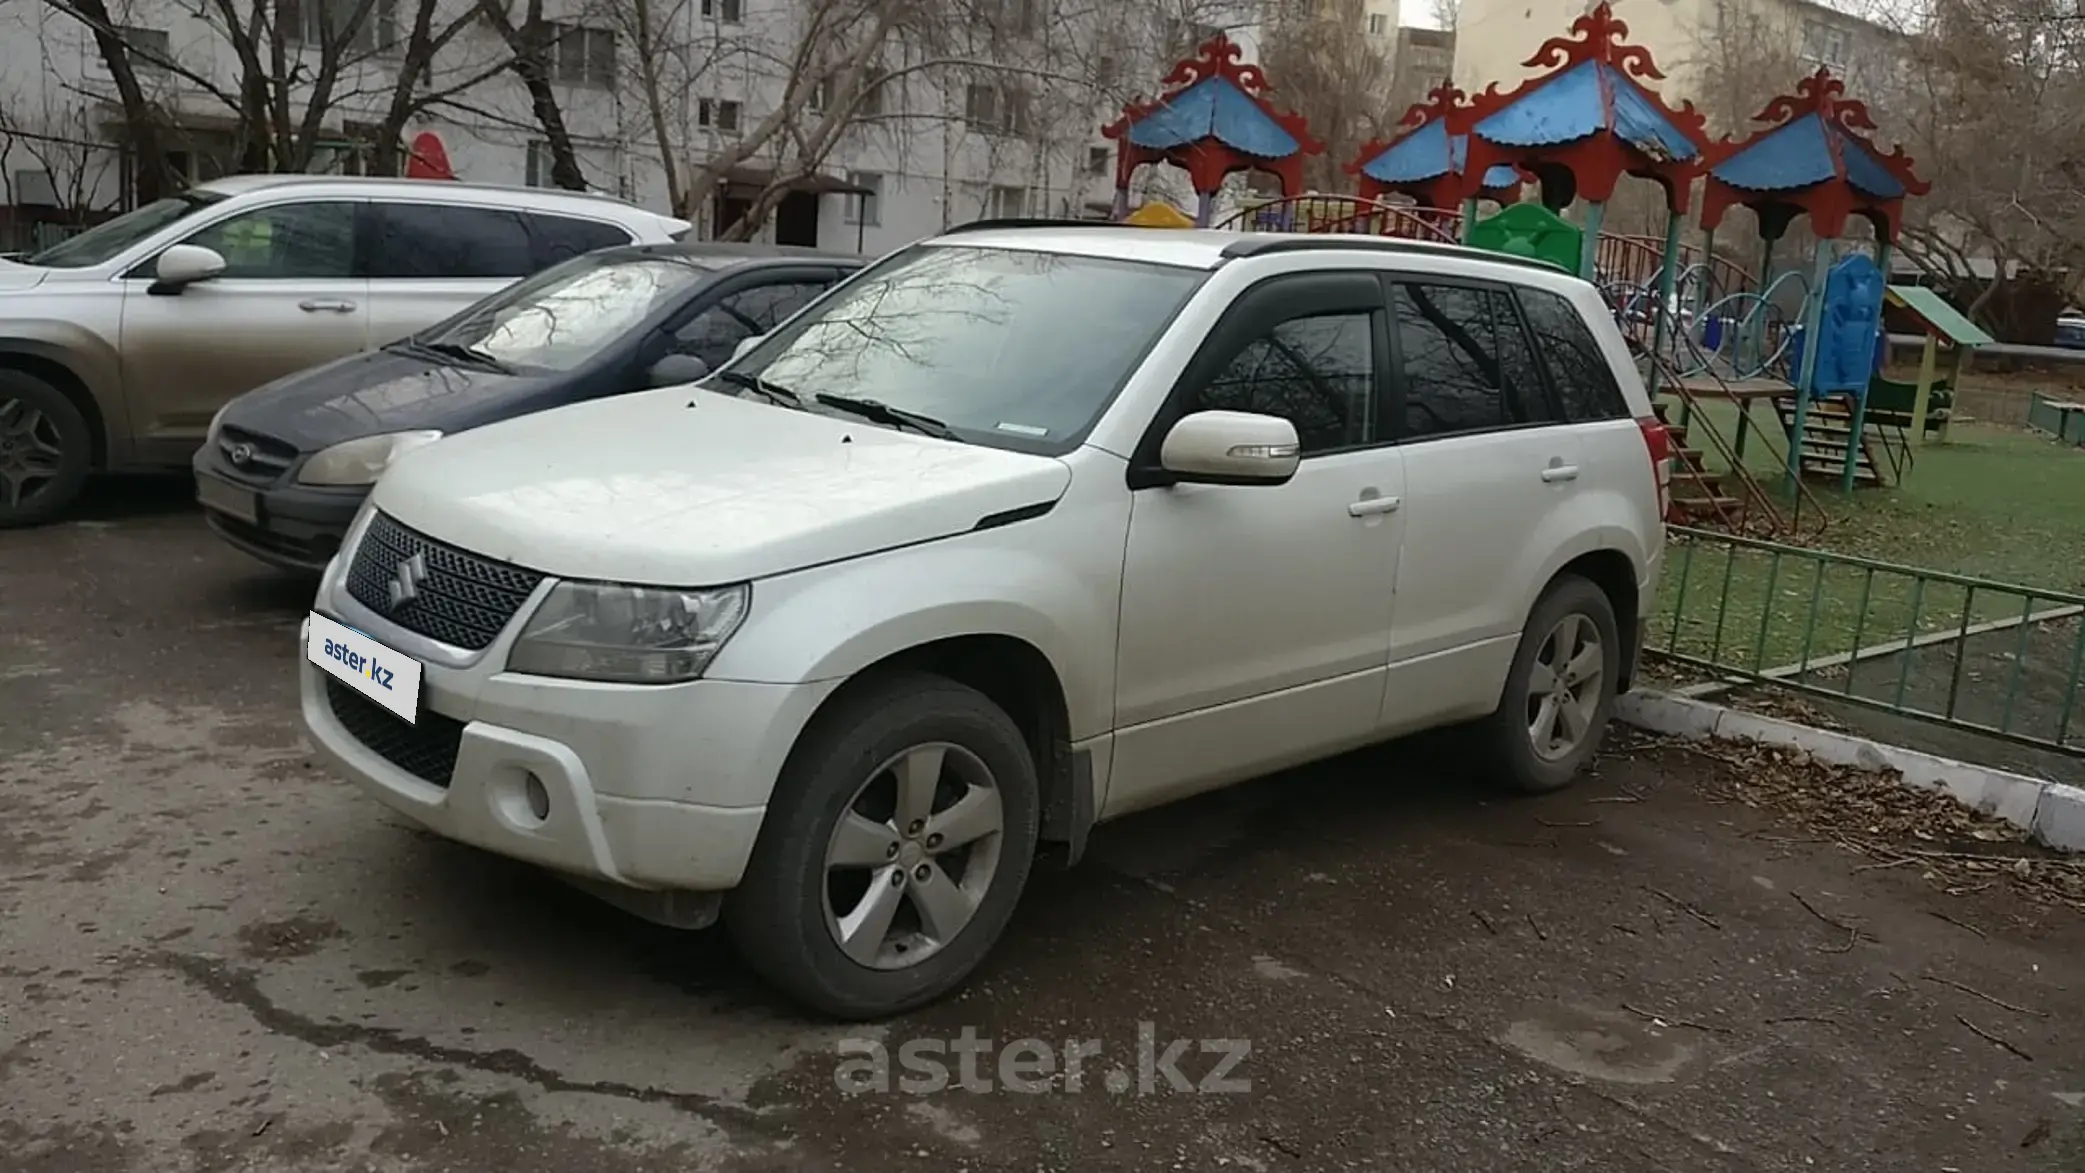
[1479,575,1621,794]
[0,369,92,529]
[727,672,1041,1020]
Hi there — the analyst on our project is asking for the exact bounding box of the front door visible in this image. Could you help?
[118,198,368,458]
[1108,270,1406,817]
[1380,277,1583,730]
[774,191,820,247]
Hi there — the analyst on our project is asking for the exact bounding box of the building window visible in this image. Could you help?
[989,185,1028,219]
[525,140,556,187]
[548,21,616,87]
[1367,12,1390,35]
[1086,146,1111,175]
[117,25,171,73]
[806,76,834,114]
[858,68,890,117]
[700,0,742,21]
[282,0,398,52]
[699,98,742,134]
[963,83,1029,135]
[1801,18,1851,72]
[844,170,882,225]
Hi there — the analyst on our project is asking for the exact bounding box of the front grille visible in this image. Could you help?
[345,512,544,651]
[326,678,464,788]
[217,424,299,486]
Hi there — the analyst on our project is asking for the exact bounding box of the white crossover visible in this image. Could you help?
[299,224,1671,1020]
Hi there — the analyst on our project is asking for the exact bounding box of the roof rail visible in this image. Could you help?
[1217,234,1572,276]
[940,217,1132,235]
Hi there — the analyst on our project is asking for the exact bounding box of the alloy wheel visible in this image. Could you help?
[0,396,66,511]
[1526,612,1604,762]
[820,741,1006,970]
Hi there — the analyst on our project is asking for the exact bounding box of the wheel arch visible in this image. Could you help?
[1542,546,1643,692]
[0,344,109,468]
[797,633,1093,865]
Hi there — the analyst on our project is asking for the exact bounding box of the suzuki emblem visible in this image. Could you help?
[388,552,429,610]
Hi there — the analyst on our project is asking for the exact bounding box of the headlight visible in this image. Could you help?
[507,581,749,684]
[297,431,444,486]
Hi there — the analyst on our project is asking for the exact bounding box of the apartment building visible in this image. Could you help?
[0,0,1184,254]
[1386,25,1454,116]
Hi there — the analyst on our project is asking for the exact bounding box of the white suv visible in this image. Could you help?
[298,225,1670,1019]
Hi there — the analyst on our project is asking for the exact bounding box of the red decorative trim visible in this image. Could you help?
[1101,32,1324,200]
[1456,1,1708,211]
[1344,81,1525,206]
[1699,66,1928,241]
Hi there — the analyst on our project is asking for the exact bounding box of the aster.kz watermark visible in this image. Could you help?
[833,1022,1252,1096]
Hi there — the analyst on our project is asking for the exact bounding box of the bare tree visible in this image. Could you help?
[1255,0,1393,191]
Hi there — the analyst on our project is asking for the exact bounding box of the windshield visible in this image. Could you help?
[24,192,228,269]
[730,243,1207,453]
[418,253,717,373]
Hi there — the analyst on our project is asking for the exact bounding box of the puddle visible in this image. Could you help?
[1498,1004,1698,1085]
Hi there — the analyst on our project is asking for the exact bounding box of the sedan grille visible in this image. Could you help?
[344,512,543,651]
[216,424,299,486]
[325,679,463,788]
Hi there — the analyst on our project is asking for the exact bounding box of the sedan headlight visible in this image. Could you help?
[297,430,444,487]
[507,581,750,684]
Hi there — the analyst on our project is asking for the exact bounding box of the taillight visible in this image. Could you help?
[1637,415,1672,519]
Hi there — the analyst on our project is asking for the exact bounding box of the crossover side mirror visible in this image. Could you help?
[1158,410,1301,486]
[149,244,227,295]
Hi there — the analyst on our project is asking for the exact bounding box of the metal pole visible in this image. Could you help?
[1650,205,1683,371]
[1460,196,1478,244]
[1579,200,1606,282]
[1908,332,1939,449]
[1787,239,1832,492]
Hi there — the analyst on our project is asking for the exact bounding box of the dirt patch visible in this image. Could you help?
[235,915,345,961]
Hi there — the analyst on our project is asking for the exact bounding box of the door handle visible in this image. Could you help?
[1348,495,1402,517]
[1541,465,1581,483]
[299,299,357,313]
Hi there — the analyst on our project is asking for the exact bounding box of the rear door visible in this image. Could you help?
[117,197,369,455]
[1379,276,1584,732]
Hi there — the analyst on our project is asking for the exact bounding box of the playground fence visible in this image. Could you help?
[1650,526,2085,757]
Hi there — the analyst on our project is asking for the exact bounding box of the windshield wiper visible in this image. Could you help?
[712,369,805,408]
[419,339,511,372]
[813,393,962,442]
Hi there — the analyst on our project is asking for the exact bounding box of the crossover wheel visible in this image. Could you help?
[0,369,91,529]
[1480,574,1621,794]
[727,672,1041,1020]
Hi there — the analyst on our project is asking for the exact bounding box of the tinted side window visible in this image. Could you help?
[367,204,535,279]
[527,214,633,269]
[181,201,356,279]
[1492,290,1556,421]
[1518,286,1630,421]
[1394,282,1550,439]
[1191,312,1374,455]
[732,282,830,331]
[674,299,761,369]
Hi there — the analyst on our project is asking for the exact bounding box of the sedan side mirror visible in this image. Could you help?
[1158,410,1301,486]
[731,333,767,363]
[150,244,227,295]
[645,353,710,387]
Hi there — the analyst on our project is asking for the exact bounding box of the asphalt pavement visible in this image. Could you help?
[4,476,2084,1172]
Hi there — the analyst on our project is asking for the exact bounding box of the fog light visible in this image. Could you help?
[524,772,551,821]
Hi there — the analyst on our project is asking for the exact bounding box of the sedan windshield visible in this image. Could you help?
[25,193,228,269]
[419,253,717,373]
[730,243,1207,453]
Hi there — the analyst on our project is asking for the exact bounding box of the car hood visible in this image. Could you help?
[0,260,49,293]
[222,347,545,451]
[370,386,1073,585]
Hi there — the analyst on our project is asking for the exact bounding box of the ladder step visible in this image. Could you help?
[1674,495,1744,515]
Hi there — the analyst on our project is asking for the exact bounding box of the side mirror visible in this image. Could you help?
[150,244,227,294]
[645,353,710,387]
[731,333,767,363]
[1158,410,1300,486]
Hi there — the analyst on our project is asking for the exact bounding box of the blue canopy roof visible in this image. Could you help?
[1710,111,1907,198]
[1471,59,1700,160]
[1359,119,1522,189]
[1123,77,1302,159]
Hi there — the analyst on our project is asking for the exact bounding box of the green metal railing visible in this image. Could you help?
[1652,526,2085,755]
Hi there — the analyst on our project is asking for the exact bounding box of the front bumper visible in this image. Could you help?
[193,446,365,572]
[297,543,840,893]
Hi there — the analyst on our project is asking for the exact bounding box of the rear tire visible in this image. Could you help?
[727,672,1041,1021]
[1478,575,1621,795]
[0,368,91,529]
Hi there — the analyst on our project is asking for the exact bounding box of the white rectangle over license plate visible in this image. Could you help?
[308,611,422,723]
[196,473,258,524]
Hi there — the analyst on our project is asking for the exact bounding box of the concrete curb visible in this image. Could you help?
[1616,690,2085,854]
